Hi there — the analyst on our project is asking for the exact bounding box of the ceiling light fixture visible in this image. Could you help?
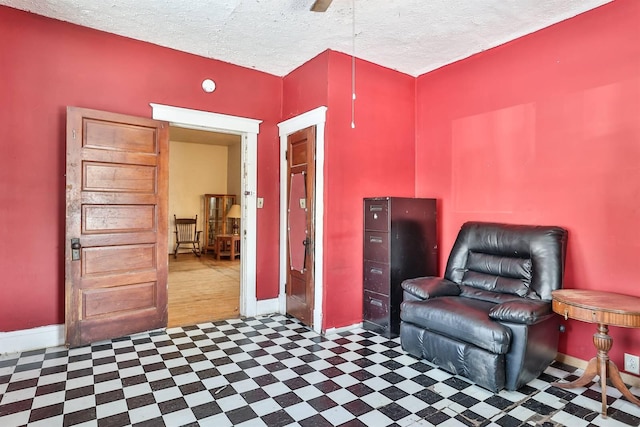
[202,78,216,93]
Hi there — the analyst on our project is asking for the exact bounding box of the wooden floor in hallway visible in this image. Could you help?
[168,252,240,328]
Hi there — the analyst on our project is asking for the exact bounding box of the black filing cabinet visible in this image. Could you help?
[363,197,438,338]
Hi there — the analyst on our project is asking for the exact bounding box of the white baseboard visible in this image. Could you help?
[0,304,280,355]
[324,322,363,336]
[255,298,280,316]
[0,324,65,355]
[555,353,588,370]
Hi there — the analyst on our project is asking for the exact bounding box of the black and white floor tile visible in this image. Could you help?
[1,315,640,426]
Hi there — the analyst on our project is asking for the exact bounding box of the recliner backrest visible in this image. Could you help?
[444,222,568,301]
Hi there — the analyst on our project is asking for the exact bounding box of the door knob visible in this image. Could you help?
[71,238,81,261]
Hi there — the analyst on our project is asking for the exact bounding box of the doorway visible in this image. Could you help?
[278,106,327,334]
[285,127,316,327]
[167,127,242,327]
[152,103,262,318]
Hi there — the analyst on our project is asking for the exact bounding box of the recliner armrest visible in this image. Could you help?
[488,299,552,325]
[401,277,461,300]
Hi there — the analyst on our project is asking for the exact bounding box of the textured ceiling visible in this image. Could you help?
[0,0,612,77]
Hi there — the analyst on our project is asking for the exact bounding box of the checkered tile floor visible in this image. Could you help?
[1,315,640,427]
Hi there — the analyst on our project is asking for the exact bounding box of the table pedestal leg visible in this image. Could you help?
[552,323,640,417]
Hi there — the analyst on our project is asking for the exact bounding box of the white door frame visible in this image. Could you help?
[278,106,327,334]
[151,103,262,317]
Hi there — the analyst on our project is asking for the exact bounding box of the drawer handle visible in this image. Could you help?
[369,236,383,244]
[370,299,383,307]
[369,205,383,212]
[370,268,383,275]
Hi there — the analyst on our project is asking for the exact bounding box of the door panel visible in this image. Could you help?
[82,244,156,276]
[83,283,156,318]
[83,205,156,233]
[286,127,316,326]
[65,107,169,347]
[84,118,158,153]
[83,163,156,193]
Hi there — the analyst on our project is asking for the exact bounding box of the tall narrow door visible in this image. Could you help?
[65,107,169,347]
[286,127,316,326]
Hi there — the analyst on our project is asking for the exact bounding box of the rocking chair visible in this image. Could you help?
[173,215,202,259]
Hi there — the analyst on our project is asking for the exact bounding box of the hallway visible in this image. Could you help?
[168,254,240,328]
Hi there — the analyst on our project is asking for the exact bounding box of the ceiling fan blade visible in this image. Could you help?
[310,0,333,12]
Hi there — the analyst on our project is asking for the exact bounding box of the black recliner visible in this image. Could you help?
[400,221,568,392]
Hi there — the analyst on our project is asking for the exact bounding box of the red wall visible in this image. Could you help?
[323,52,416,329]
[282,51,329,118]
[283,51,416,330]
[415,0,640,368]
[0,7,282,331]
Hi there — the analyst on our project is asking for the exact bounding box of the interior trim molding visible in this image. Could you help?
[323,322,362,336]
[255,298,280,317]
[150,103,262,317]
[277,106,328,334]
[150,103,261,133]
[555,352,588,370]
[0,324,64,355]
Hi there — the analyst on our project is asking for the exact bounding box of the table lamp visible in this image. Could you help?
[227,204,241,235]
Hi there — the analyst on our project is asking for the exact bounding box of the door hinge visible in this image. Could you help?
[285,150,288,160]
[72,129,76,140]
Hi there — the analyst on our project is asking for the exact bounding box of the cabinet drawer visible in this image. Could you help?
[364,199,389,231]
[364,232,389,262]
[363,291,389,329]
[364,260,390,295]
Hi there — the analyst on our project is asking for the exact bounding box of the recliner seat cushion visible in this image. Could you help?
[401,297,512,354]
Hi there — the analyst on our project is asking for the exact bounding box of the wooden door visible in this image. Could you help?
[65,107,169,347]
[286,127,316,326]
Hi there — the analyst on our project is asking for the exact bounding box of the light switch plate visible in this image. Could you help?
[257,198,264,208]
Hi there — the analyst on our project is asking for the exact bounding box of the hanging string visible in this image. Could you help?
[351,0,356,129]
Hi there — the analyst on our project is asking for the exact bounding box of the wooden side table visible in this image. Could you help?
[215,234,240,261]
[551,289,640,417]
